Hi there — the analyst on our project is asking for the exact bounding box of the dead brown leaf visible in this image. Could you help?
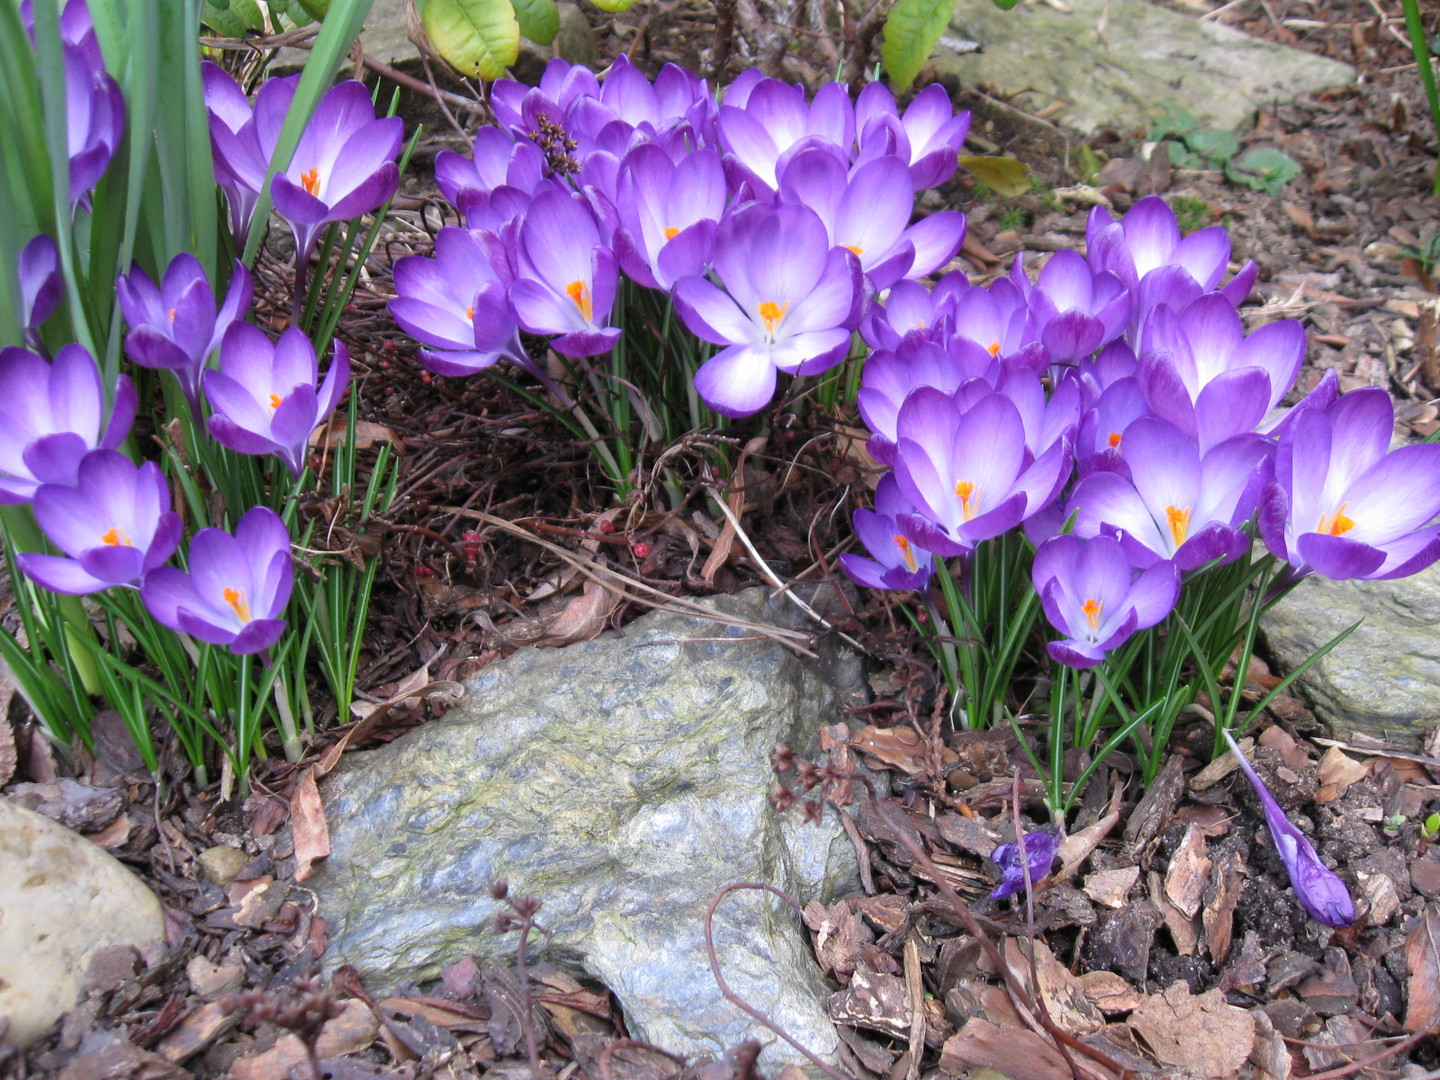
[1005,937,1104,1036]
[938,1017,1070,1080]
[1405,907,1440,1033]
[1164,824,1212,919]
[1315,745,1370,804]
[1082,866,1140,909]
[1202,849,1246,965]
[1076,971,1145,1016]
[312,418,404,453]
[532,574,624,646]
[1128,981,1256,1079]
[228,999,379,1080]
[292,767,330,882]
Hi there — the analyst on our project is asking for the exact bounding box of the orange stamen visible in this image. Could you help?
[758,300,789,338]
[663,226,680,240]
[845,244,863,256]
[1107,432,1123,448]
[893,534,917,572]
[1318,502,1355,537]
[269,393,284,413]
[1166,505,1191,549]
[301,167,320,196]
[987,341,1001,358]
[465,304,474,321]
[565,279,593,322]
[168,307,177,324]
[1081,597,1103,630]
[954,480,979,522]
[222,586,252,623]
[101,527,132,547]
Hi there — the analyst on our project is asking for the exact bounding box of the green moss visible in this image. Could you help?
[1169,194,1211,233]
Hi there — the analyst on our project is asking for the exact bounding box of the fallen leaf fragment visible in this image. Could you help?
[1005,937,1104,1035]
[532,574,624,647]
[1083,866,1139,908]
[938,1018,1070,1080]
[1164,823,1212,919]
[1406,909,1440,1033]
[1202,848,1246,965]
[1314,745,1369,804]
[1076,970,1145,1015]
[155,1000,239,1063]
[227,999,379,1080]
[292,766,330,882]
[1129,981,1256,1079]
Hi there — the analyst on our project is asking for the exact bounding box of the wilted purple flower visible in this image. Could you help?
[990,827,1060,899]
[141,506,293,655]
[1139,295,1305,452]
[270,81,404,263]
[508,186,622,358]
[1011,249,1129,365]
[673,202,860,417]
[717,76,854,190]
[0,344,135,503]
[1222,729,1354,927]
[202,61,298,239]
[19,234,62,352]
[117,255,252,418]
[1259,387,1440,581]
[891,388,1071,556]
[613,143,726,291]
[854,82,971,189]
[1032,534,1179,669]
[1067,417,1271,570]
[203,324,349,478]
[839,475,934,592]
[17,451,181,595]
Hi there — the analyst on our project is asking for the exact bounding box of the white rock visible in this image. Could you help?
[0,798,165,1045]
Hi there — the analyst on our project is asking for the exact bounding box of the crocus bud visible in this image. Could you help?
[990,827,1060,899]
[1223,730,1354,927]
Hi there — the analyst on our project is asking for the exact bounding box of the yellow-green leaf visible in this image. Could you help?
[881,0,954,93]
[511,0,558,45]
[959,154,1031,197]
[587,0,636,10]
[420,0,519,81]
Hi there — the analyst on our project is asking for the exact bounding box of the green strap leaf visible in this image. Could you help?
[881,0,955,94]
[419,0,520,81]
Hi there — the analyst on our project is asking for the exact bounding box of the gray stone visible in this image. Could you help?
[1261,565,1440,748]
[931,0,1354,135]
[312,588,866,1069]
[0,799,166,1046]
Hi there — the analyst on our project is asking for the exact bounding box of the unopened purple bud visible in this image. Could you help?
[1223,730,1354,927]
[990,827,1060,899]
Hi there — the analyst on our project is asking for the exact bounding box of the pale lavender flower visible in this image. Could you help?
[18,450,181,595]
[1010,249,1129,365]
[717,76,855,190]
[838,475,934,592]
[202,61,299,239]
[141,506,292,655]
[990,827,1060,899]
[856,339,1000,466]
[1222,729,1354,927]
[854,81,971,189]
[613,143,726,292]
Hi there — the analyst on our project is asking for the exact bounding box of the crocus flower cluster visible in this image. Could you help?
[389,57,970,417]
[841,192,1440,672]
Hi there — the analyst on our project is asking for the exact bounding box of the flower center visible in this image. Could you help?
[663,226,680,240]
[301,167,320,196]
[168,308,176,324]
[222,586,252,623]
[1081,597,1103,631]
[758,300,789,339]
[269,393,284,414]
[465,304,474,322]
[1166,504,1191,549]
[954,480,980,522]
[845,244,863,256]
[101,527,132,547]
[1107,432,1123,448]
[1318,502,1355,537]
[892,534,916,572]
[566,279,593,322]
[987,341,1001,358]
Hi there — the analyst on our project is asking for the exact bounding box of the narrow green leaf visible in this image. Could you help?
[511,0,559,45]
[420,0,520,80]
[881,0,955,93]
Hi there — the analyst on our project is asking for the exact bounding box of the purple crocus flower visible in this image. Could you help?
[613,143,726,292]
[990,827,1061,899]
[1258,387,1440,581]
[858,274,965,354]
[717,76,855,191]
[0,344,135,503]
[141,506,293,655]
[17,451,181,595]
[1066,416,1271,571]
[838,474,934,591]
[508,185,622,358]
[1010,249,1129,365]
[1222,729,1354,927]
[203,324,349,478]
[854,82,971,190]
[270,80,404,263]
[673,201,860,417]
[434,128,546,216]
[202,61,298,239]
[857,340,1000,466]
[19,234,62,352]
[117,255,252,418]
[491,58,602,142]
[389,226,536,378]
[1032,533,1179,669]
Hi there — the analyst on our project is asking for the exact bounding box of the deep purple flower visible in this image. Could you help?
[854,82,971,190]
[202,61,298,239]
[19,234,62,352]
[141,506,292,655]
[717,77,855,191]
[1222,729,1354,927]
[117,256,252,418]
[508,186,622,358]
[1032,533,1179,669]
[990,827,1060,899]
[389,226,536,378]
[0,344,135,503]
[204,324,349,477]
[891,388,1071,556]
[270,81,404,263]
[1011,250,1130,365]
[1258,387,1440,581]
[838,475,934,592]
[1067,416,1271,571]
[17,451,181,595]
[673,202,860,417]
[614,143,726,292]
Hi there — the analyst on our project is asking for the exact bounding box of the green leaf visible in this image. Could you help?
[511,0,558,45]
[881,0,954,93]
[419,0,520,80]
[587,0,637,11]
[1147,104,1197,142]
[959,154,1031,197]
[1185,127,1238,165]
[1224,146,1301,195]
[293,0,331,18]
[991,0,1020,9]
[201,0,265,35]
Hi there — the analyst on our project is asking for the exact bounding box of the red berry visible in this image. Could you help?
[632,541,650,559]
[414,565,435,579]
[599,520,615,534]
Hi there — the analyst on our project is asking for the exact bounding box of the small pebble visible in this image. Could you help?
[197,845,250,887]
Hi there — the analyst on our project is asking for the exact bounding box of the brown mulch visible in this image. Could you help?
[4,0,1440,1077]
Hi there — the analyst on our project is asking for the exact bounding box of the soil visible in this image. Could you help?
[4,0,1440,1078]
